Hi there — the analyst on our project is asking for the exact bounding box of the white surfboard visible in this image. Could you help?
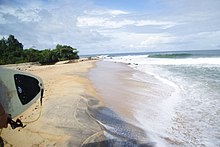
[0,67,44,118]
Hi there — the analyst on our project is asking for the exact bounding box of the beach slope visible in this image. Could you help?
[1,60,103,147]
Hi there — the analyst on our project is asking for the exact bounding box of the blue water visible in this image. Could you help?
[102,50,220,147]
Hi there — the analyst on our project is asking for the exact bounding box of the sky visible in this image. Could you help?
[0,0,220,55]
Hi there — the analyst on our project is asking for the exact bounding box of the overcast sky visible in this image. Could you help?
[0,0,220,54]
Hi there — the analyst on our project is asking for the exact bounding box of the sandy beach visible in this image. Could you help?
[1,60,105,147]
[1,59,166,147]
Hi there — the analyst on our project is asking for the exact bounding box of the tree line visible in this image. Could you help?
[0,35,79,65]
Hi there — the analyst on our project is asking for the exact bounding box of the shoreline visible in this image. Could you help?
[89,60,175,146]
[1,60,105,146]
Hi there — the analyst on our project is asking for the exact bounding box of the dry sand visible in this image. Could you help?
[1,60,105,147]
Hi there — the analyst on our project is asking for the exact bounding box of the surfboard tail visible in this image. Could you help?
[0,67,44,117]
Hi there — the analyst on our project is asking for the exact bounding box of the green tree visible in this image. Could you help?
[0,37,7,54]
[38,49,52,64]
[0,35,79,65]
[23,48,40,62]
[0,35,24,64]
[6,35,23,51]
[38,49,59,64]
[55,44,79,61]
[0,38,7,64]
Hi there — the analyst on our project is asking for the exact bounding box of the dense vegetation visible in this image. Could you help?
[0,35,79,65]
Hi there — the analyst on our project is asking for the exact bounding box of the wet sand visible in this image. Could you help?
[1,60,105,147]
[89,61,139,121]
[89,61,174,146]
[89,61,163,123]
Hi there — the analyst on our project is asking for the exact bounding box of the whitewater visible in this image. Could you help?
[102,50,220,147]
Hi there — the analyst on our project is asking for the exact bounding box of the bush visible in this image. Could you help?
[0,35,79,65]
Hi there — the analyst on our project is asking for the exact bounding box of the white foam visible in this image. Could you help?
[146,57,220,65]
[104,55,220,146]
[106,55,220,66]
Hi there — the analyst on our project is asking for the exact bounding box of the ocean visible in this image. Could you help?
[89,50,220,147]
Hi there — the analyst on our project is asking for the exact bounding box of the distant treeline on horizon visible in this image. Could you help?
[0,35,79,65]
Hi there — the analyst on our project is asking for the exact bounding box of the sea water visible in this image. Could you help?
[101,50,220,147]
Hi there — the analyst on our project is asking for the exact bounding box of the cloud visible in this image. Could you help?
[0,0,220,54]
[140,34,175,47]
[174,31,220,50]
[77,17,135,29]
[11,8,41,22]
[76,15,179,29]
[109,10,129,15]
[84,9,129,16]
[134,20,179,29]
[91,30,177,52]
